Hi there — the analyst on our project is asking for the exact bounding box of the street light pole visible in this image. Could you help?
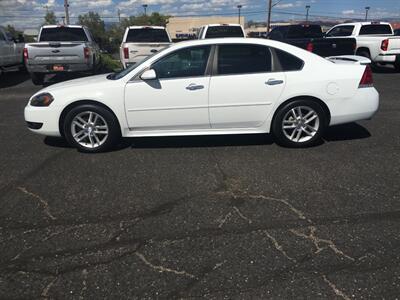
[143,4,148,16]
[267,0,272,33]
[305,5,310,23]
[237,5,242,25]
[365,6,370,21]
[64,0,70,25]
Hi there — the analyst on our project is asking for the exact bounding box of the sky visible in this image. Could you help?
[0,0,399,30]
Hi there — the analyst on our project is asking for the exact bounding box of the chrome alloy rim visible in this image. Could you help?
[282,106,320,143]
[71,111,109,149]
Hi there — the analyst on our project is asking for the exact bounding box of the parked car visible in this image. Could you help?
[198,24,246,39]
[0,26,25,76]
[326,22,400,70]
[25,38,379,153]
[120,26,172,69]
[24,25,100,85]
[268,24,356,57]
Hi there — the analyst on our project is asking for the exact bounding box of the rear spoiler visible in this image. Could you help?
[326,55,371,65]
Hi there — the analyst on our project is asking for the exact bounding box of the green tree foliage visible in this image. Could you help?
[44,11,57,25]
[77,12,106,48]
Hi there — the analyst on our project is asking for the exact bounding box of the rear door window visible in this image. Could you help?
[126,28,170,43]
[359,24,393,35]
[326,26,354,37]
[217,44,272,75]
[205,26,244,38]
[39,27,88,42]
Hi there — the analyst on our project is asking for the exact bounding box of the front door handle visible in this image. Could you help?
[186,83,204,91]
[266,79,284,86]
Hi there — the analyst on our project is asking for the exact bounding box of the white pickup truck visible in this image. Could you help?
[198,24,246,39]
[120,26,172,69]
[0,26,25,76]
[24,25,100,85]
[326,22,400,70]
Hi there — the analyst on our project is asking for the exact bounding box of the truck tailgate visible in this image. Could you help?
[27,42,86,65]
[122,42,170,63]
[310,38,356,57]
[387,37,400,53]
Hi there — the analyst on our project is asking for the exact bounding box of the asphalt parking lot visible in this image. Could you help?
[0,68,399,299]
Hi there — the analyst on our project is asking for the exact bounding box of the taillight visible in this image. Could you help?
[123,47,129,59]
[23,47,28,61]
[359,65,373,88]
[381,39,389,51]
[306,42,314,52]
[84,47,90,59]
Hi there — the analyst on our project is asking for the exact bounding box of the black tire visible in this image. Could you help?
[272,99,328,148]
[31,73,44,85]
[356,49,371,59]
[63,104,121,153]
[394,62,400,72]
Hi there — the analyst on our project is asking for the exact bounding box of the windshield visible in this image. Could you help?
[126,28,170,43]
[39,27,88,42]
[107,46,169,80]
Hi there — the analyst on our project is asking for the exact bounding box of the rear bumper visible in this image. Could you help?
[329,87,379,126]
[26,62,93,73]
[374,54,400,64]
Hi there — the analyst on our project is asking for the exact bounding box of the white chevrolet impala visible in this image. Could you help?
[24,38,379,152]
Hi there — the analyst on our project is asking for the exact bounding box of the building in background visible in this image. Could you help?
[167,16,245,41]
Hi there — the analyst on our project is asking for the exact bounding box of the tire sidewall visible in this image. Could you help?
[272,99,327,148]
[63,104,120,153]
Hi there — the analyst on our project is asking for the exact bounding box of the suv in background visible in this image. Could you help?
[268,24,356,57]
[0,26,25,76]
[326,22,400,70]
[198,24,246,39]
[24,25,100,85]
[120,26,172,69]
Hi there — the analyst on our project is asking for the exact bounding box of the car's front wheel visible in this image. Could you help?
[63,104,120,153]
[272,100,327,148]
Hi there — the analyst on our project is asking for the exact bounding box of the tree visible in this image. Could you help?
[78,12,107,48]
[44,11,57,25]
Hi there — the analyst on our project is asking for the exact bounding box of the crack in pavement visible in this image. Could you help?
[40,276,58,300]
[217,206,252,228]
[135,251,196,279]
[79,269,89,300]
[17,187,56,220]
[322,274,351,300]
[263,230,297,262]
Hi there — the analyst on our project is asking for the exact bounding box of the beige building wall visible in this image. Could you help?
[167,16,245,39]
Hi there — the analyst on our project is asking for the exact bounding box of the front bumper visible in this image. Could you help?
[329,87,379,126]
[24,104,62,137]
[26,62,93,74]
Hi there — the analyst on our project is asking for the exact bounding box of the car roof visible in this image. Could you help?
[205,24,242,27]
[41,25,84,29]
[335,22,391,26]
[128,26,166,29]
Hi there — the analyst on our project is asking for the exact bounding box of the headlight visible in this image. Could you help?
[30,93,54,107]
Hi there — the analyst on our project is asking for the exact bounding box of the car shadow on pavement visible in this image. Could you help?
[324,122,371,142]
[0,71,30,89]
[373,65,399,74]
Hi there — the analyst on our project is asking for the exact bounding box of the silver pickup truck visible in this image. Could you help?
[0,26,25,76]
[25,25,100,85]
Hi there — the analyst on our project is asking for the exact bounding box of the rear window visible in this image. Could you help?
[205,26,244,38]
[287,25,323,39]
[274,49,304,71]
[126,28,170,43]
[359,24,393,35]
[326,26,354,37]
[39,27,88,42]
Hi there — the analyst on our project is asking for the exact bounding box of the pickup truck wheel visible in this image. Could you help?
[31,73,44,85]
[63,104,120,153]
[272,100,327,148]
[394,62,400,72]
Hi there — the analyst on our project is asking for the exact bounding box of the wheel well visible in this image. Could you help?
[356,47,370,56]
[59,100,121,137]
[272,96,331,126]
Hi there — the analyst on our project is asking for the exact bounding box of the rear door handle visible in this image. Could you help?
[266,79,284,86]
[186,83,204,91]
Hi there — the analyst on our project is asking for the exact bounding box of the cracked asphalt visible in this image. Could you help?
[0,69,399,299]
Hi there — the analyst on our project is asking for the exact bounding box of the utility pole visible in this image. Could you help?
[267,0,272,34]
[64,0,70,25]
[118,9,121,23]
[237,5,242,25]
[143,4,148,16]
[305,5,310,22]
[365,6,370,21]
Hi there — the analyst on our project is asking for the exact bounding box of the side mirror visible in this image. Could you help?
[140,69,157,80]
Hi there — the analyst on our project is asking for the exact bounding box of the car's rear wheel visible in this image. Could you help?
[63,104,120,153]
[31,73,44,85]
[272,99,327,148]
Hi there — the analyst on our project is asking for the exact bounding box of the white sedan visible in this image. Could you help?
[24,38,379,153]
